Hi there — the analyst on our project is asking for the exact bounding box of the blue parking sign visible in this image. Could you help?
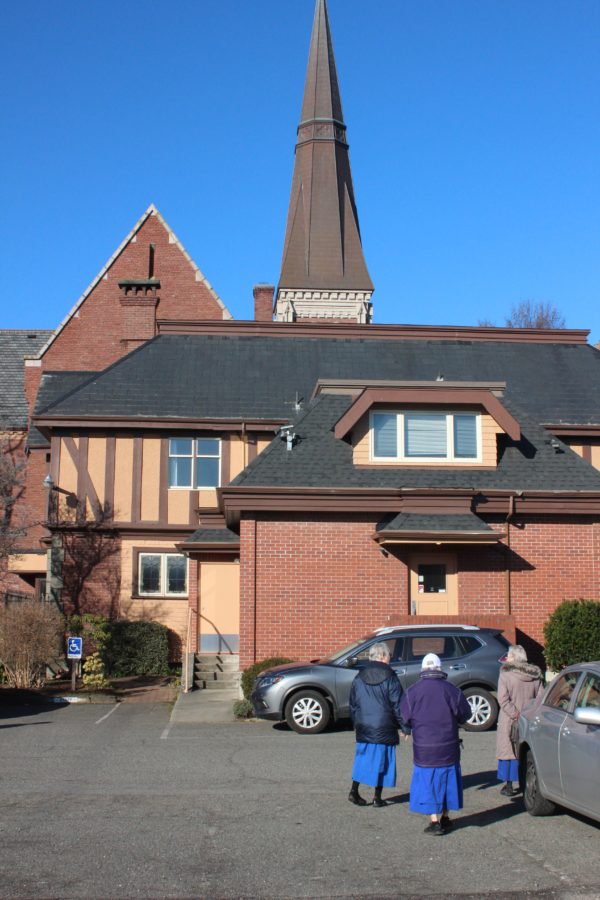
[67,636,83,659]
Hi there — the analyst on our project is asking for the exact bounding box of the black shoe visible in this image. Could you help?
[348,790,368,806]
[440,815,453,831]
[423,821,446,836]
[500,784,519,797]
[372,796,388,808]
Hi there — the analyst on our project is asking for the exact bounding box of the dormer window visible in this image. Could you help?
[371,411,480,462]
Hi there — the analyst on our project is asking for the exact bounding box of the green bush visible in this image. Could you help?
[233,698,254,718]
[102,620,170,677]
[241,657,293,700]
[544,599,600,671]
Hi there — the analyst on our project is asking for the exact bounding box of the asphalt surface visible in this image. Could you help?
[1,700,599,899]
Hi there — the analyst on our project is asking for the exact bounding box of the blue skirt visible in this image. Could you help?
[498,759,519,782]
[409,764,463,815]
[352,742,396,788]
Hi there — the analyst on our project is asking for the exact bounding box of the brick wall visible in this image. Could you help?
[238,513,600,667]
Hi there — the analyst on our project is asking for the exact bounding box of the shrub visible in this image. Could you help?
[233,698,254,718]
[544,599,600,671]
[241,657,293,700]
[82,651,111,690]
[102,619,170,677]
[0,601,64,688]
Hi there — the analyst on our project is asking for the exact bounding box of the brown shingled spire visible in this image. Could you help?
[275,0,374,324]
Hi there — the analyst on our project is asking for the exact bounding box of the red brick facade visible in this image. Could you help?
[238,513,600,667]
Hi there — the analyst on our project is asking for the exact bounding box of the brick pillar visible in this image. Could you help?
[253,284,274,322]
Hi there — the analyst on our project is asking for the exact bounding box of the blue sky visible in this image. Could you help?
[1,1,599,339]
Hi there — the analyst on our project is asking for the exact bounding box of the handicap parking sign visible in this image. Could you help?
[67,636,83,659]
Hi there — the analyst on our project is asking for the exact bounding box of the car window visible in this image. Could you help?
[351,637,404,663]
[459,636,482,655]
[544,671,581,711]
[405,635,462,662]
[575,673,600,710]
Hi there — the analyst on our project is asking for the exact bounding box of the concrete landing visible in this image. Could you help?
[170,687,240,724]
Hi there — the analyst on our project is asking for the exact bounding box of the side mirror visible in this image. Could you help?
[574,707,600,727]
[347,656,359,668]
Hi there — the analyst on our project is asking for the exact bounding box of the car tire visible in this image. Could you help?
[523,749,556,816]
[285,690,331,734]
[462,687,499,732]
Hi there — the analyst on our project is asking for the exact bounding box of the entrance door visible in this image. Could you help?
[409,552,458,615]
[199,562,240,653]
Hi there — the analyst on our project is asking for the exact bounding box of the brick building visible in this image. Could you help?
[3,0,600,674]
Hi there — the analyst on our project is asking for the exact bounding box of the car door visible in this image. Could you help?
[334,637,404,716]
[559,671,600,818]
[528,671,582,798]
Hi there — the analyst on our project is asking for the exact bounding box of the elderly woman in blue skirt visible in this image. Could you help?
[348,641,411,807]
[400,653,471,835]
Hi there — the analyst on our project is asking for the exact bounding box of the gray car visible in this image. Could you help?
[518,661,600,823]
[251,624,509,735]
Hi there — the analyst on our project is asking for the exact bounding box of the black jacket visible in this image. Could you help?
[349,661,411,745]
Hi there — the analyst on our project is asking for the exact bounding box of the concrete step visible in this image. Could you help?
[195,653,239,666]
[196,680,241,691]
[194,668,240,681]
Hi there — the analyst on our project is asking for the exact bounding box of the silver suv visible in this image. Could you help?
[251,624,509,735]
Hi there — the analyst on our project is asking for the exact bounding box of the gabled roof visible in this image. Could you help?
[27,205,231,363]
[0,330,52,430]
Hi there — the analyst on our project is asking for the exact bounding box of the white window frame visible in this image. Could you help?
[168,437,222,490]
[369,410,481,463]
[138,552,189,597]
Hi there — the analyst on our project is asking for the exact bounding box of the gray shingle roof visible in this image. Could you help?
[184,527,240,545]
[230,393,600,493]
[28,371,96,447]
[0,331,52,429]
[376,513,494,533]
[34,333,600,426]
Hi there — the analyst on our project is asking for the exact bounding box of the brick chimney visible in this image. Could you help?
[253,284,274,322]
[119,279,160,348]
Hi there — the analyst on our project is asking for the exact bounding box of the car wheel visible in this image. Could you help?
[285,690,331,734]
[462,687,499,732]
[523,749,556,816]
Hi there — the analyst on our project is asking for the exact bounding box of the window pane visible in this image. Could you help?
[418,563,446,593]
[575,673,600,709]
[454,414,478,458]
[140,555,161,594]
[197,438,220,457]
[169,456,192,488]
[166,556,187,595]
[545,672,580,710]
[169,438,193,456]
[404,413,447,457]
[196,457,220,487]
[373,414,397,458]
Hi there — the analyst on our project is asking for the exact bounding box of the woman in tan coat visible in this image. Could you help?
[496,645,543,797]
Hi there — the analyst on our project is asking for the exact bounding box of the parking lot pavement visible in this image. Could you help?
[1,702,600,900]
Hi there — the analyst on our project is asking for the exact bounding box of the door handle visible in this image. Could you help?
[395,668,406,676]
[450,664,467,671]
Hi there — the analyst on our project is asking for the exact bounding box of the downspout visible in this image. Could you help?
[505,494,515,615]
[253,518,258,664]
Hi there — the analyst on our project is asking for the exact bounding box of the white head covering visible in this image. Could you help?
[421,652,442,670]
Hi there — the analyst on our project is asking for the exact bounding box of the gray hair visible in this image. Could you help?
[369,641,391,662]
[507,644,527,664]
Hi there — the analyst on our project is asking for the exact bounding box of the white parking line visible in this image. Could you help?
[95,704,120,725]
[160,723,172,740]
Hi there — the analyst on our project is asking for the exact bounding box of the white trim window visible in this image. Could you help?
[138,553,188,597]
[168,437,221,489]
[371,411,481,462]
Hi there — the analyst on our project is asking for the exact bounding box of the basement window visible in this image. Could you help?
[371,411,480,462]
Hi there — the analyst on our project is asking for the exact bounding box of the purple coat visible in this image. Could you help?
[400,671,471,767]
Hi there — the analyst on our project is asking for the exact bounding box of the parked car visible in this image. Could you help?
[518,661,600,823]
[251,624,509,734]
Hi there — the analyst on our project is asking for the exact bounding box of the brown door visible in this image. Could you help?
[409,551,458,615]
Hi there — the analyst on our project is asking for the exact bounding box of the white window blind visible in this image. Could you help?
[404,413,447,457]
[454,414,477,458]
[373,413,398,457]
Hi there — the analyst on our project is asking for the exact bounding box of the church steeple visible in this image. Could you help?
[275,0,374,324]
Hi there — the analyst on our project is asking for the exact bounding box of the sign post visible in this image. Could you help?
[67,636,83,692]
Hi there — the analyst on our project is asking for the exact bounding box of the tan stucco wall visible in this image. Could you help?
[167,490,189,524]
[59,437,78,493]
[7,552,47,574]
[353,409,502,467]
[230,435,246,481]
[87,437,106,517]
[141,437,161,521]
[120,537,189,643]
[114,438,134,521]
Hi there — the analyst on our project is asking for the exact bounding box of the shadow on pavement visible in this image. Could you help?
[462,769,498,790]
[453,798,524,829]
[0,721,52,729]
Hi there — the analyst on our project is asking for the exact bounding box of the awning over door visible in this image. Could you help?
[374,512,504,545]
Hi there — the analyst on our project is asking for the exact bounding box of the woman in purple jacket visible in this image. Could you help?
[400,652,471,835]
